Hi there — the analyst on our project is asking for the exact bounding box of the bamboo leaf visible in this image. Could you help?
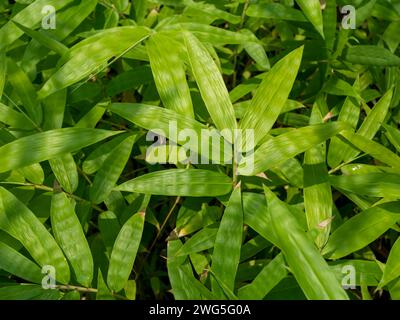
[0,187,70,284]
[264,186,348,300]
[107,211,145,292]
[38,27,150,98]
[50,191,93,287]
[0,128,121,173]
[240,46,303,149]
[116,169,232,197]
[239,122,347,175]
[184,32,237,141]
[322,202,400,259]
[147,33,194,117]
[211,184,243,297]
[90,134,138,204]
[295,0,324,37]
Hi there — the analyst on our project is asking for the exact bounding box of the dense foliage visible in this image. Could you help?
[0,0,400,300]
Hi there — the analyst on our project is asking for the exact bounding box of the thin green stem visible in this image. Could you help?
[135,196,181,280]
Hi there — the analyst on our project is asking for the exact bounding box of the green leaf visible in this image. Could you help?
[0,103,35,130]
[295,0,324,37]
[0,242,43,284]
[211,184,243,297]
[0,128,121,173]
[246,3,306,22]
[380,237,400,287]
[239,122,347,176]
[264,186,348,300]
[323,0,337,52]
[147,33,194,117]
[7,58,42,125]
[109,103,232,162]
[344,46,400,66]
[0,285,54,300]
[50,191,93,287]
[184,32,237,141]
[329,173,400,198]
[0,187,70,284]
[304,105,332,248]
[49,153,78,194]
[328,79,361,168]
[175,224,218,257]
[163,23,254,45]
[116,169,232,197]
[90,134,138,204]
[323,77,360,98]
[12,21,68,56]
[38,26,150,98]
[0,0,75,51]
[238,254,287,300]
[83,133,130,175]
[339,131,400,169]
[0,51,5,99]
[322,202,400,259]
[384,124,400,153]
[240,46,303,150]
[107,211,145,292]
[98,211,120,255]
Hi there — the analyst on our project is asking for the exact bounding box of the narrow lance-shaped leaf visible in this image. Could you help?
[116,169,233,197]
[304,104,332,248]
[83,133,131,175]
[238,254,287,300]
[175,224,218,257]
[0,187,70,284]
[329,173,400,198]
[211,184,243,297]
[74,101,107,129]
[0,103,35,129]
[384,124,400,153]
[42,89,67,130]
[344,46,400,66]
[162,23,253,45]
[184,32,237,142]
[246,3,307,22]
[167,239,199,300]
[240,46,303,150]
[380,237,400,287]
[12,21,68,56]
[322,202,400,259]
[0,51,5,99]
[323,0,337,52]
[240,30,270,70]
[7,58,42,125]
[107,211,146,292]
[147,33,194,117]
[339,131,400,169]
[42,89,78,193]
[0,128,121,173]
[38,27,150,98]
[264,186,348,300]
[295,0,324,37]
[328,79,361,168]
[49,154,79,194]
[109,103,232,163]
[98,211,121,255]
[0,242,43,284]
[0,285,56,300]
[0,0,75,50]
[239,122,347,176]
[342,89,393,163]
[50,190,94,287]
[90,134,138,204]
